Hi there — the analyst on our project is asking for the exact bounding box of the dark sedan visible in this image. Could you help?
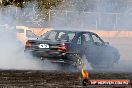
[25,30,120,69]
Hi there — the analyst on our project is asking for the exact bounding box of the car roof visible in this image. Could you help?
[51,29,94,34]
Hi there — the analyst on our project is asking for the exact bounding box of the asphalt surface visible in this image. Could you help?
[0,70,131,88]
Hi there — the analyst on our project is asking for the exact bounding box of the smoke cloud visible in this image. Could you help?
[0,27,58,70]
[0,4,59,70]
[0,0,132,71]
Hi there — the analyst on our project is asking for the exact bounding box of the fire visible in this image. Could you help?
[81,68,89,78]
[81,68,130,86]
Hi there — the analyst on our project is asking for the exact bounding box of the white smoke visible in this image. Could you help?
[0,4,58,70]
[0,26,58,70]
[0,0,132,71]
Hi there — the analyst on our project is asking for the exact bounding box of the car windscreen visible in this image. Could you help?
[41,30,75,42]
[26,30,37,38]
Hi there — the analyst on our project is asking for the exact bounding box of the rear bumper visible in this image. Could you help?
[24,49,70,63]
[39,57,69,63]
[25,49,65,57]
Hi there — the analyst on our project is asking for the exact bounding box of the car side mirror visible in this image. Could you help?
[105,42,109,45]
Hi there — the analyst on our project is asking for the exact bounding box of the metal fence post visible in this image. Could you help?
[49,10,51,22]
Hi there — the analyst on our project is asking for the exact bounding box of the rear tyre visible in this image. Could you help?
[57,54,85,71]
[67,54,84,70]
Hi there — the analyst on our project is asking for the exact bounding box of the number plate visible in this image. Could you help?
[38,44,49,48]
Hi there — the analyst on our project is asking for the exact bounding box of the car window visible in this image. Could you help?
[77,36,81,44]
[42,30,75,41]
[91,34,103,44]
[57,32,75,41]
[58,32,66,39]
[41,31,51,39]
[77,33,92,45]
[26,30,37,38]
[82,33,92,45]
[48,31,57,40]
[68,32,75,41]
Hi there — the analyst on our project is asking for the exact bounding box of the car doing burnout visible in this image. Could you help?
[25,30,120,69]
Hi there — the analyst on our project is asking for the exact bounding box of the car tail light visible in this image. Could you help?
[57,44,66,51]
[25,41,32,49]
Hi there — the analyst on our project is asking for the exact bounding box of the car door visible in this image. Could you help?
[73,32,90,56]
[89,33,106,64]
[81,33,98,63]
[73,32,104,64]
[74,33,84,55]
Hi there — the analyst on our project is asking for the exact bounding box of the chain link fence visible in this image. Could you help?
[48,10,132,30]
[1,5,132,31]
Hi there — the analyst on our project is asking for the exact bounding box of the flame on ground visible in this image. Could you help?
[81,68,89,78]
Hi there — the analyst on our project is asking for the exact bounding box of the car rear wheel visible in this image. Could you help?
[67,54,84,70]
[57,54,85,71]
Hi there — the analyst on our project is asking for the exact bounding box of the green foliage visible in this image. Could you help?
[39,0,63,9]
[38,0,64,20]
[1,0,25,7]
[1,0,63,8]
